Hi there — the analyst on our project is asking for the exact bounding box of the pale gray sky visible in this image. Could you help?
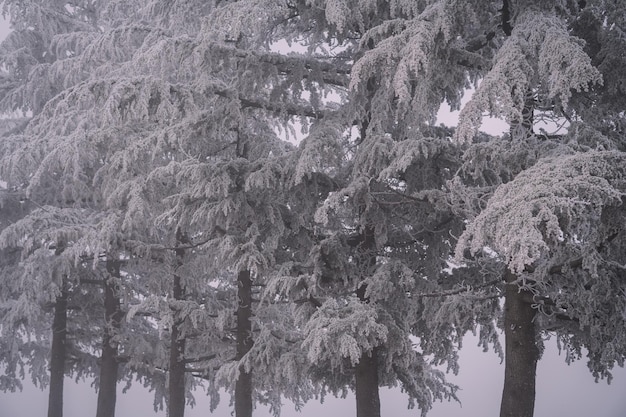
[2,334,626,417]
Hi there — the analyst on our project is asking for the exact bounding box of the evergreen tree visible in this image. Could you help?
[449,1,626,417]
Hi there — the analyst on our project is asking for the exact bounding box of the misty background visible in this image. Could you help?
[3,333,626,416]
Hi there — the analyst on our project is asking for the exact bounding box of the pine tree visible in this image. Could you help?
[450,2,626,417]
[252,1,500,415]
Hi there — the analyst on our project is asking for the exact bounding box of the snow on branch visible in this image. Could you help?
[455,11,602,143]
[301,297,387,368]
[455,150,626,274]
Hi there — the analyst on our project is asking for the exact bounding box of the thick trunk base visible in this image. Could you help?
[500,269,539,417]
[354,224,380,417]
[355,348,381,417]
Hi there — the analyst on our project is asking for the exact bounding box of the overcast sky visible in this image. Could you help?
[1,12,626,417]
[3,334,626,417]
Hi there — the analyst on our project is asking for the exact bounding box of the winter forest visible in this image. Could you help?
[0,0,625,416]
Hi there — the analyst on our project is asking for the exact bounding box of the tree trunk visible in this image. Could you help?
[47,286,68,417]
[354,224,380,417]
[235,269,253,417]
[499,81,538,417]
[499,269,539,417]
[355,348,381,417]
[168,230,187,417]
[96,260,123,417]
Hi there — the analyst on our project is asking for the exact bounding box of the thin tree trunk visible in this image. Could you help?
[47,286,68,417]
[168,230,188,417]
[499,269,539,417]
[354,224,380,417]
[96,260,123,417]
[235,269,253,417]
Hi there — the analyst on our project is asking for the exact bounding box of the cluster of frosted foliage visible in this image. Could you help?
[349,0,481,128]
[455,150,626,274]
[319,0,380,34]
[293,121,347,184]
[314,176,369,226]
[302,297,388,368]
[1,1,95,43]
[455,11,602,143]
[352,133,394,177]
[0,204,130,270]
[0,77,201,213]
[0,207,85,252]
[203,0,292,44]
[378,136,451,180]
[0,0,114,115]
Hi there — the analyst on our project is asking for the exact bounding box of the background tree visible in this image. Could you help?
[1,0,344,416]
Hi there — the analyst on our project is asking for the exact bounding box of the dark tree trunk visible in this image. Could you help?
[235,269,253,417]
[168,300,186,417]
[355,348,381,417]
[47,286,68,417]
[168,230,188,417]
[499,85,538,417]
[96,260,123,417]
[499,269,539,417]
[354,224,380,417]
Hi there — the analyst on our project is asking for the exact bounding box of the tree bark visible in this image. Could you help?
[354,224,381,417]
[168,230,187,417]
[235,269,253,417]
[355,347,381,417]
[96,260,123,417]
[499,82,538,417]
[499,269,539,417]
[47,286,68,417]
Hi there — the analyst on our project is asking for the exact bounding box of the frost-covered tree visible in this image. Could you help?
[0,202,111,417]
[0,2,180,416]
[0,107,106,417]
[254,1,504,416]
[448,1,626,417]
[0,1,344,416]
[455,150,626,417]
